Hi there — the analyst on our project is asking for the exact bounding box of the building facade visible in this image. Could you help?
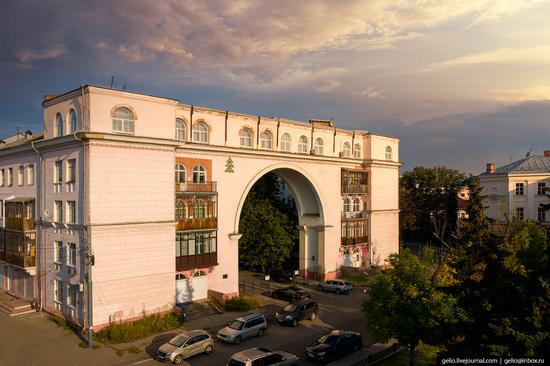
[0,85,400,330]
[479,153,550,224]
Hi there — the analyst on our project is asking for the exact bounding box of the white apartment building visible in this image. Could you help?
[479,153,550,224]
[0,85,400,330]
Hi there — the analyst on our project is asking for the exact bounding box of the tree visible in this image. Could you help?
[400,167,467,245]
[362,249,458,366]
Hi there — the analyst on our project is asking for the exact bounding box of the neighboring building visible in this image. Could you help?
[0,85,400,330]
[478,153,550,224]
[457,186,469,222]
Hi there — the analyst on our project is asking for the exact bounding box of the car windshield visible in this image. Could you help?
[318,334,339,346]
[229,320,244,330]
[228,359,246,366]
[168,334,189,347]
[283,304,297,312]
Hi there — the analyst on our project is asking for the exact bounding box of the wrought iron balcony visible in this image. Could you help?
[341,211,368,219]
[176,217,218,231]
[176,181,217,193]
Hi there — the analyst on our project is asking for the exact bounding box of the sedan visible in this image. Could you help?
[306,330,362,363]
[157,330,214,364]
[271,286,311,302]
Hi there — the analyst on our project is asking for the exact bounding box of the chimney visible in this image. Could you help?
[544,150,550,157]
[486,163,495,173]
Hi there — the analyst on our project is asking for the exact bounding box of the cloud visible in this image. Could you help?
[317,80,341,92]
[352,87,386,99]
[16,46,66,63]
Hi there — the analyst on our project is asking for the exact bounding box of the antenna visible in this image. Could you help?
[110,76,115,88]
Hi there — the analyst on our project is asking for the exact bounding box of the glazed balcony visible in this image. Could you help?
[176,217,218,231]
[176,252,218,271]
[176,181,217,194]
[341,236,369,246]
[5,218,35,231]
[5,249,36,268]
[341,184,368,194]
[341,211,368,219]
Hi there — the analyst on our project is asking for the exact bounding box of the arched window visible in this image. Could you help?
[112,107,135,134]
[343,197,351,212]
[240,128,253,147]
[55,113,64,137]
[175,163,186,183]
[353,143,361,158]
[342,142,351,157]
[175,199,187,220]
[176,118,187,141]
[353,197,361,212]
[194,199,206,218]
[175,274,186,281]
[193,121,208,143]
[280,133,292,152]
[298,135,309,154]
[192,165,206,183]
[314,137,324,155]
[385,146,392,161]
[260,131,273,150]
[69,109,77,134]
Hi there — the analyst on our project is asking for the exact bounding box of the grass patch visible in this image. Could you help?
[94,312,184,344]
[115,349,125,357]
[382,343,439,366]
[78,342,89,349]
[224,296,260,312]
[127,346,142,354]
[92,344,101,349]
[340,276,370,286]
[48,315,76,333]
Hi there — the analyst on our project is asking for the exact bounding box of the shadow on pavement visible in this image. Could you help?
[145,332,178,359]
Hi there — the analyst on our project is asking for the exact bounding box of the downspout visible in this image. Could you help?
[351,131,355,157]
[189,106,194,142]
[276,118,280,148]
[333,127,336,153]
[256,116,260,149]
[224,111,228,146]
[30,141,43,311]
[310,124,314,153]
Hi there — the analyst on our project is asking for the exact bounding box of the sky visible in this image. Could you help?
[1,0,549,174]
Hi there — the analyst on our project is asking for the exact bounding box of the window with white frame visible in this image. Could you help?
[54,241,64,264]
[66,159,76,182]
[515,207,524,220]
[176,118,187,141]
[538,182,546,196]
[538,207,546,222]
[298,135,308,154]
[260,131,273,150]
[0,169,4,186]
[280,133,291,152]
[56,113,64,137]
[314,138,324,155]
[7,168,12,186]
[69,109,77,134]
[54,161,62,183]
[175,164,186,183]
[342,142,351,157]
[385,146,392,160]
[17,165,24,186]
[66,201,76,224]
[353,197,361,211]
[27,165,34,185]
[515,183,524,196]
[192,165,206,183]
[54,201,62,223]
[193,122,208,143]
[194,199,206,218]
[112,107,135,134]
[67,243,77,268]
[175,200,187,220]
[353,143,361,158]
[54,279,63,303]
[240,128,253,147]
[343,197,351,212]
[67,284,78,307]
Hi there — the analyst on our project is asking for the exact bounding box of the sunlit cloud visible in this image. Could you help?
[317,80,341,93]
[16,46,66,63]
[352,87,386,99]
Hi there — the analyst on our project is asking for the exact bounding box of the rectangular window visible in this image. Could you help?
[538,207,546,222]
[54,161,62,183]
[66,159,76,182]
[515,183,524,196]
[0,169,4,186]
[67,284,78,307]
[66,201,76,224]
[17,165,24,186]
[7,168,13,186]
[54,241,64,264]
[538,182,546,196]
[27,165,34,185]
[54,279,63,303]
[175,231,217,257]
[515,207,524,220]
[54,201,63,223]
[67,243,77,268]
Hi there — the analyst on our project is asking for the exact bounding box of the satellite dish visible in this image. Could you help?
[43,210,50,219]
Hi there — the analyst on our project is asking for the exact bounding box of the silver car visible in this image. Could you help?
[316,280,353,294]
[157,329,214,364]
[217,313,268,344]
[227,347,299,366]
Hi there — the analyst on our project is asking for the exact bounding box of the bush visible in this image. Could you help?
[224,296,260,312]
[95,312,184,344]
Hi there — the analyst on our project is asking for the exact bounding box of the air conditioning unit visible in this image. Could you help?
[339,152,344,157]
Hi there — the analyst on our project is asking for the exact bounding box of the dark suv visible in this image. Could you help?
[275,299,318,327]
[306,330,362,363]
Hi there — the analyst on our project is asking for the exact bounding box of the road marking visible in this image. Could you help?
[132,358,154,365]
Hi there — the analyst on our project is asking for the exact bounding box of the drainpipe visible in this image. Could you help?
[224,111,228,146]
[256,116,260,149]
[189,106,194,141]
[30,141,43,311]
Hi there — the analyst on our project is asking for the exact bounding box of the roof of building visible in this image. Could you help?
[457,197,469,210]
[480,155,550,176]
[0,132,43,150]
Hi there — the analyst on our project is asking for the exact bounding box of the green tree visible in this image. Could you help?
[362,249,458,366]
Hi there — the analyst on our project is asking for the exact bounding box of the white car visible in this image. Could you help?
[316,280,353,294]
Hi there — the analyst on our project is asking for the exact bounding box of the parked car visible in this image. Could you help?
[276,298,318,327]
[271,286,311,302]
[157,329,214,364]
[316,280,353,294]
[227,347,299,366]
[305,330,363,363]
[270,269,294,283]
[217,313,268,345]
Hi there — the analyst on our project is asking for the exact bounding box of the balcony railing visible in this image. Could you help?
[5,218,35,231]
[341,236,369,246]
[5,252,36,268]
[0,217,4,228]
[341,184,368,194]
[176,181,217,193]
[176,217,218,231]
[176,252,217,271]
[341,211,368,219]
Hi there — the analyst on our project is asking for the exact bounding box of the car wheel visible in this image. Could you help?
[204,345,213,355]
[291,319,298,327]
[336,288,342,294]
[173,355,184,364]
[354,343,360,352]
[310,312,317,320]
[234,336,241,345]
[258,328,265,337]
[317,285,323,291]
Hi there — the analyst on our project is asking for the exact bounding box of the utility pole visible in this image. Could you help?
[84,231,95,347]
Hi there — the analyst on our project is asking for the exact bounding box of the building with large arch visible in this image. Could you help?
[0,85,399,330]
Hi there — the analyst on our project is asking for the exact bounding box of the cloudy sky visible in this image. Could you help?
[1,0,549,173]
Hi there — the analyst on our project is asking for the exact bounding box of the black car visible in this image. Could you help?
[305,330,362,363]
[276,298,319,327]
[271,286,311,302]
[270,269,294,284]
